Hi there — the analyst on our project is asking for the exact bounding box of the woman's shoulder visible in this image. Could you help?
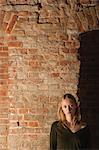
[79,121,90,132]
[80,121,87,129]
[51,120,59,128]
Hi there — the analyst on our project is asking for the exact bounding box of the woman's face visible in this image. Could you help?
[61,98,77,118]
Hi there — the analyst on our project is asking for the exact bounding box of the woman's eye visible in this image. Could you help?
[64,105,67,108]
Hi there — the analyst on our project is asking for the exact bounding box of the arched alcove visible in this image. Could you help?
[78,30,99,149]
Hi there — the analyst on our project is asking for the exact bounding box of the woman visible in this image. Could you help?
[50,93,90,150]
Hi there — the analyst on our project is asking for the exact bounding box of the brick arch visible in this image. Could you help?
[73,5,99,33]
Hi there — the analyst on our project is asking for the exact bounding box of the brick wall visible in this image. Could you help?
[0,35,9,149]
[0,0,99,149]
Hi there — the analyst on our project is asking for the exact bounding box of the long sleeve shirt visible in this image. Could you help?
[50,121,90,150]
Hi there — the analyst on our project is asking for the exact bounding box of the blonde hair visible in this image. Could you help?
[57,94,81,123]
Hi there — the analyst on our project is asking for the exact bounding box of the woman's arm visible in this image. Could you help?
[50,121,57,150]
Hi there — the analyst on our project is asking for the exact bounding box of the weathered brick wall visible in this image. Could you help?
[0,35,9,149]
[0,0,99,149]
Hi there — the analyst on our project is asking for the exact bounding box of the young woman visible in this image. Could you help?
[50,93,90,150]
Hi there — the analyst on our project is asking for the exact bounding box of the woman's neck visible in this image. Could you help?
[65,115,73,124]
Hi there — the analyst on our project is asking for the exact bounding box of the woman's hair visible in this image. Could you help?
[57,93,81,123]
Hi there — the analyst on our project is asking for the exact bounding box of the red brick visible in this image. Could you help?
[0,126,8,135]
[0,101,9,108]
[2,47,8,51]
[6,15,18,34]
[8,41,23,47]
[8,79,13,84]
[60,60,68,66]
[0,0,6,4]
[0,119,9,125]
[4,11,12,22]
[9,128,18,134]
[18,48,27,54]
[0,52,8,57]
[69,49,77,53]
[31,55,44,60]
[29,60,41,68]
[0,10,5,28]
[9,122,18,127]
[17,0,29,4]
[24,115,31,120]
[27,48,38,54]
[0,57,8,63]
[0,114,8,119]
[51,73,60,77]
[0,43,4,46]
[24,134,37,140]
[7,36,17,41]
[80,0,91,4]
[28,109,41,115]
[19,121,28,126]
[0,37,4,41]
[9,114,22,120]
[0,80,7,85]
[0,97,8,101]
[9,108,17,114]
[18,108,28,114]
[0,108,9,114]
[74,14,84,32]
[0,74,9,79]
[61,48,69,53]
[0,63,8,69]
[2,22,8,31]
[18,11,32,16]
[58,34,68,41]
[0,89,8,96]
[43,107,49,113]
[29,121,39,127]
[77,11,88,31]
[0,47,3,51]
[25,127,42,134]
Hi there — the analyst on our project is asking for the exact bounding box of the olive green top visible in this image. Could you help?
[50,121,90,150]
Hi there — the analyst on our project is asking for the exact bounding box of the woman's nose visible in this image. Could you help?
[67,106,71,112]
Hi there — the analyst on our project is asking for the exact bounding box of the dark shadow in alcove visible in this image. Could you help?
[77,30,99,149]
